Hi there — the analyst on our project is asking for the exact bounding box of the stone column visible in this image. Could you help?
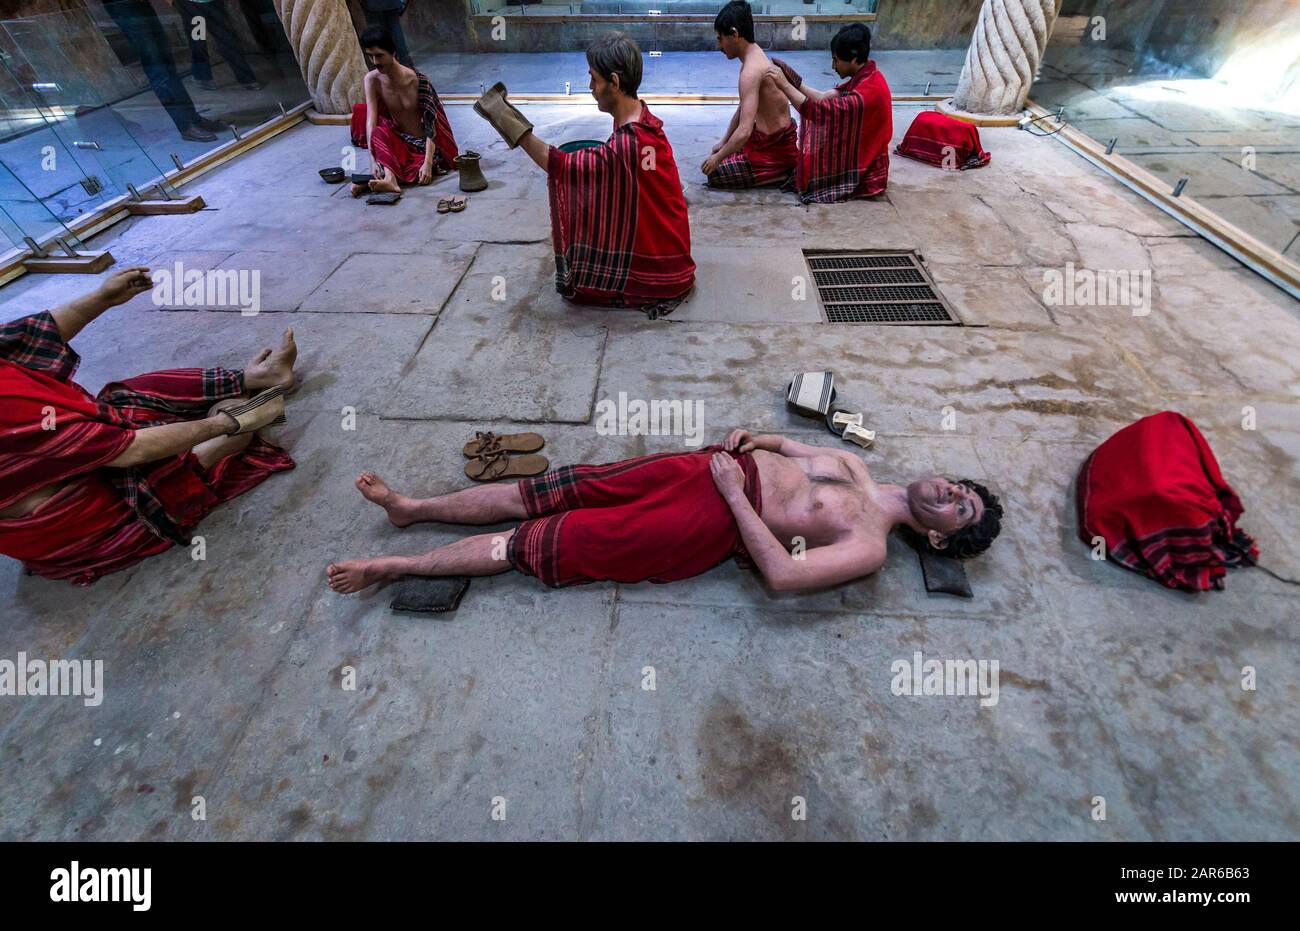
[273,0,367,115]
[943,0,1061,122]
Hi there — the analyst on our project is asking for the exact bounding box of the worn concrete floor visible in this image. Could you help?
[1,99,1298,841]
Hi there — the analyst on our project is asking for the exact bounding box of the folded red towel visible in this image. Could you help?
[895,110,991,170]
[1077,411,1258,592]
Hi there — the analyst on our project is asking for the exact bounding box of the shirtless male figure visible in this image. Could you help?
[349,25,459,196]
[326,430,1003,595]
[702,1,798,189]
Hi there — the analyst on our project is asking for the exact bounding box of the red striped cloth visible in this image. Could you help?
[349,72,459,182]
[0,312,294,584]
[895,110,991,170]
[708,121,799,189]
[1077,411,1258,592]
[795,62,893,203]
[546,104,695,309]
[508,446,762,588]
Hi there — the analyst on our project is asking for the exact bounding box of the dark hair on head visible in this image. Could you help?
[587,32,643,97]
[714,1,755,43]
[831,23,872,64]
[360,25,397,55]
[926,479,1003,560]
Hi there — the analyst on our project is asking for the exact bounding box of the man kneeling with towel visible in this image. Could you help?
[476,33,695,315]
[766,23,892,203]
[326,431,1003,594]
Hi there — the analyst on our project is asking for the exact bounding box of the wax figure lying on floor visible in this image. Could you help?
[349,25,459,197]
[478,33,695,314]
[0,272,296,585]
[702,1,799,190]
[326,430,1004,594]
[766,23,893,203]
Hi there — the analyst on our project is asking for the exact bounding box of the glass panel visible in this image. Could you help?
[1035,0,1300,261]
[394,0,880,95]
[0,0,310,233]
[0,156,87,251]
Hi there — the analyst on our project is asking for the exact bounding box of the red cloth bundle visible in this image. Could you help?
[1077,411,1258,592]
[895,110,991,170]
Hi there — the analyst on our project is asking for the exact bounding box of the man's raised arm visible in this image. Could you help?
[765,65,837,109]
[49,267,152,343]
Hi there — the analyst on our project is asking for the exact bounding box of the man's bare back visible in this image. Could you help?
[740,44,792,135]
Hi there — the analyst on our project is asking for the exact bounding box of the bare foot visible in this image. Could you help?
[356,470,418,528]
[350,182,369,198]
[326,557,403,594]
[244,328,297,392]
[368,166,401,195]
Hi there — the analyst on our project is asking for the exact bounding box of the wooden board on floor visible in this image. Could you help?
[126,194,206,216]
[23,251,114,274]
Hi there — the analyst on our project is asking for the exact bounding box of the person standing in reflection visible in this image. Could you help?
[101,0,224,142]
[170,0,265,91]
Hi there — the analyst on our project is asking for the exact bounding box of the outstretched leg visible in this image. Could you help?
[327,531,512,594]
[355,470,527,528]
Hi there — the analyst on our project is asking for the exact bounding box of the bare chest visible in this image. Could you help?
[377,78,421,126]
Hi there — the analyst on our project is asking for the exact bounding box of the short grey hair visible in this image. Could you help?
[586,32,643,97]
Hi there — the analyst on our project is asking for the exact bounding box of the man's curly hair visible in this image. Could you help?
[930,479,1003,560]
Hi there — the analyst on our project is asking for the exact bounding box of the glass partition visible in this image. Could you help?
[0,157,90,256]
[1033,0,1300,262]
[0,0,309,242]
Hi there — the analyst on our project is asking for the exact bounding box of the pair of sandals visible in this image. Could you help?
[438,195,468,214]
[463,431,548,481]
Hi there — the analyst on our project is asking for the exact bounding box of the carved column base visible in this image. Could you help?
[936,98,1026,127]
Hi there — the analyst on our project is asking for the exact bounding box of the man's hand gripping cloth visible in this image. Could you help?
[1077,411,1259,593]
[707,122,799,190]
[794,62,893,203]
[0,311,294,584]
[350,72,459,182]
[508,446,762,588]
[895,110,991,171]
[546,104,695,309]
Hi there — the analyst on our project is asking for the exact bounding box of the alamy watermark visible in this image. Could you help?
[0,652,103,707]
[890,651,1000,707]
[151,261,261,315]
[594,391,704,447]
[50,861,150,911]
[1043,262,1152,316]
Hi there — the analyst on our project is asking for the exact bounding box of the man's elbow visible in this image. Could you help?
[763,565,808,593]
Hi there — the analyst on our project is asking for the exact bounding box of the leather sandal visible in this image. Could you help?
[464,449,549,482]
[215,386,287,436]
[462,430,544,458]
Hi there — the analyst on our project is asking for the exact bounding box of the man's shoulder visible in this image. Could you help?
[739,49,771,77]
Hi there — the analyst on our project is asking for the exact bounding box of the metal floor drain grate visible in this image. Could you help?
[804,250,960,325]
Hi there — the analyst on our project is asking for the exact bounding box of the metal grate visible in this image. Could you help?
[804,250,960,325]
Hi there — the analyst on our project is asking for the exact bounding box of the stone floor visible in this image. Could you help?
[1,99,1298,841]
